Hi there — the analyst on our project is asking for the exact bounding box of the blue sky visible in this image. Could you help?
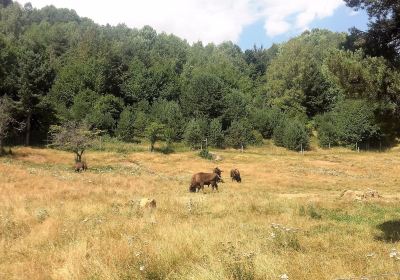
[19,0,369,50]
[238,5,369,50]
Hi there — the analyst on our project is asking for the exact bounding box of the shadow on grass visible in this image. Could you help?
[375,220,400,243]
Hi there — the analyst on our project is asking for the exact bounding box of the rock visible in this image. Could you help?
[139,198,157,209]
[210,153,223,161]
[340,189,382,201]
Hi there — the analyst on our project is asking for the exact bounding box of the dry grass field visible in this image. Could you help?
[2,143,400,280]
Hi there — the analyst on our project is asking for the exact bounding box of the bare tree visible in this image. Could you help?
[49,122,97,162]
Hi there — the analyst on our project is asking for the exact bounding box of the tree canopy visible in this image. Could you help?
[1,1,400,151]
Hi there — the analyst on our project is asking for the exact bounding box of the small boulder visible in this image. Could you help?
[340,189,382,201]
[139,198,157,209]
[210,153,223,161]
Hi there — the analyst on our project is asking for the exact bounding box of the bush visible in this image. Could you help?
[273,118,310,151]
[315,100,380,148]
[116,107,136,142]
[145,122,165,152]
[198,149,212,160]
[250,130,264,146]
[151,100,184,141]
[184,119,205,149]
[250,107,283,138]
[208,119,224,148]
[225,119,254,149]
[315,113,339,148]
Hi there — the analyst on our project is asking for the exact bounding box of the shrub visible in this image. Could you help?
[283,120,310,151]
[198,149,212,160]
[116,107,136,142]
[250,107,283,138]
[225,119,254,149]
[250,130,263,146]
[315,100,381,148]
[273,118,310,151]
[145,122,165,152]
[208,119,224,148]
[184,119,204,149]
[315,113,339,148]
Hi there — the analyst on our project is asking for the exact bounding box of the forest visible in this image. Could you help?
[0,0,399,153]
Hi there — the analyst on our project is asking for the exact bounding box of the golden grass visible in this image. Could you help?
[2,144,400,279]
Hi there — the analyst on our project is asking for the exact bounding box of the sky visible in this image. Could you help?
[17,0,369,50]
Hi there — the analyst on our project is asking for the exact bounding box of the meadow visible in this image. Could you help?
[1,143,400,280]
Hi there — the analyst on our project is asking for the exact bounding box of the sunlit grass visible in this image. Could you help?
[1,144,400,279]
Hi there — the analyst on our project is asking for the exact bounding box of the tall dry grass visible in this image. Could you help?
[1,145,400,279]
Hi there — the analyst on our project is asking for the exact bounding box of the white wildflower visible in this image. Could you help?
[139,265,145,271]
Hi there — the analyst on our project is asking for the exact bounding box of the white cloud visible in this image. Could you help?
[16,0,345,44]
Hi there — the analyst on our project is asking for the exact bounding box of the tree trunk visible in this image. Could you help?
[25,112,32,146]
[150,142,154,152]
[76,150,84,162]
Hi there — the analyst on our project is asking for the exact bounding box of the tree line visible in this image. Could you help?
[0,0,399,154]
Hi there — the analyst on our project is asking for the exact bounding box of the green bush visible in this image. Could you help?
[273,118,310,151]
[208,119,224,148]
[198,149,213,160]
[184,119,203,149]
[250,130,264,146]
[315,113,339,148]
[315,100,381,148]
[116,107,136,142]
[225,119,254,149]
[250,107,283,138]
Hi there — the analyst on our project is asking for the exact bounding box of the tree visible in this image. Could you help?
[49,122,97,162]
[266,30,345,116]
[273,118,310,151]
[145,122,164,152]
[86,95,124,134]
[151,100,184,141]
[225,119,254,149]
[180,71,225,119]
[17,43,55,145]
[344,0,400,65]
[315,100,380,148]
[315,113,339,148]
[184,119,204,149]
[0,96,19,155]
[0,0,13,8]
[334,100,380,147]
[250,107,283,139]
[116,107,136,142]
[0,34,18,97]
[208,119,224,148]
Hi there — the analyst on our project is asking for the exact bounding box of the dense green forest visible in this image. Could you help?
[0,0,399,152]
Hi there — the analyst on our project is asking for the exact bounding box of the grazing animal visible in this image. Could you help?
[189,167,224,193]
[74,161,87,172]
[230,168,241,183]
